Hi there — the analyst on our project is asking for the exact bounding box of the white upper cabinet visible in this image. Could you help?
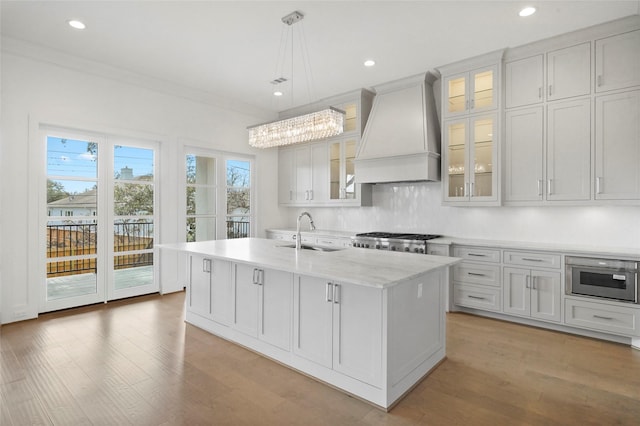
[547,43,591,101]
[547,98,592,201]
[595,29,640,93]
[505,55,544,108]
[595,90,640,200]
[278,148,295,205]
[504,107,544,202]
[443,114,498,204]
[443,65,498,118]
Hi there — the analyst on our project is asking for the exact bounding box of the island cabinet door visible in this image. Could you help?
[233,263,259,337]
[210,260,233,326]
[258,269,293,351]
[332,282,383,387]
[293,275,333,369]
[188,254,212,319]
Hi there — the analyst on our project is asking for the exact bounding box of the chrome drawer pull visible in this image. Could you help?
[468,295,486,300]
[468,272,487,277]
[522,258,543,262]
[326,283,333,302]
[468,253,486,257]
[593,315,614,321]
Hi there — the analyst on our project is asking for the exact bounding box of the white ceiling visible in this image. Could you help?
[2,1,639,114]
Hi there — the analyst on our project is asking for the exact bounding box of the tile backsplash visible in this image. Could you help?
[288,182,640,249]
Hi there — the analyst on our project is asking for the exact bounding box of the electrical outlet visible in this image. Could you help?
[417,283,423,298]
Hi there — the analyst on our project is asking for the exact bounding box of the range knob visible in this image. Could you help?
[390,246,396,251]
[404,247,410,252]
[375,244,381,249]
[355,243,361,248]
[365,244,370,248]
[414,248,420,253]
[419,248,425,254]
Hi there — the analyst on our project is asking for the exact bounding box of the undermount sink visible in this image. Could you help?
[276,243,345,253]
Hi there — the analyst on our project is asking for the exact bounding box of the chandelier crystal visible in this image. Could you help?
[248,107,344,149]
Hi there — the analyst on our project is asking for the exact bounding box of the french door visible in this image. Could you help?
[43,128,158,312]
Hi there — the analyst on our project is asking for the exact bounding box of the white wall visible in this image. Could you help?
[289,182,640,250]
[0,47,288,324]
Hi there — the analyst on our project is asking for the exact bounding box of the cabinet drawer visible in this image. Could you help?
[565,298,639,337]
[503,251,561,269]
[315,236,351,248]
[427,244,450,256]
[453,263,501,287]
[453,246,501,263]
[454,284,501,312]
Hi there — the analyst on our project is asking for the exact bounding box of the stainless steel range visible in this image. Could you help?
[351,232,441,254]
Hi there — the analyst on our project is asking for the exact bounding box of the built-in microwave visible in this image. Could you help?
[566,256,638,304]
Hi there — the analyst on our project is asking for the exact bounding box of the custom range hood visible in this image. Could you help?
[355,71,441,183]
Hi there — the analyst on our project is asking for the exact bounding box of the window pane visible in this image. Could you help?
[226,188,250,215]
[47,220,97,259]
[226,217,250,239]
[187,155,216,184]
[227,160,250,187]
[114,146,154,180]
[114,219,154,252]
[47,180,97,217]
[187,186,216,215]
[187,217,216,242]
[114,183,154,215]
[47,137,97,178]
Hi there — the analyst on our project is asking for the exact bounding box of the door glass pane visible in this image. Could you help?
[47,137,97,178]
[344,140,357,199]
[474,70,493,110]
[473,118,494,197]
[114,183,154,215]
[114,146,154,180]
[448,76,466,114]
[46,135,99,304]
[187,217,216,242]
[113,145,155,293]
[330,142,340,199]
[46,220,98,300]
[447,122,466,197]
[186,154,216,242]
[226,160,251,239]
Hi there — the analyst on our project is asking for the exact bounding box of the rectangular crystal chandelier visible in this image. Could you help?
[247,107,345,149]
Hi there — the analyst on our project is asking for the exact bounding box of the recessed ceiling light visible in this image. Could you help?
[364,59,376,67]
[519,6,536,17]
[68,20,86,30]
[273,91,283,97]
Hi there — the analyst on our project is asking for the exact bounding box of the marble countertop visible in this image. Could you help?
[158,238,459,288]
[268,228,640,259]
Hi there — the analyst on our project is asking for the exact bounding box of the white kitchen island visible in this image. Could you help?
[158,238,460,410]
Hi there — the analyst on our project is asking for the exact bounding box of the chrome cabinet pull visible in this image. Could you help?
[522,258,543,262]
[537,179,543,196]
[597,75,603,87]
[547,179,552,196]
[532,277,537,290]
[468,253,486,257]
[548,85,552,96]
[468,295,486,300]
[593,314,613,321]
[309,190,313,200]
[538,87,542,99]
[333,284,340,304]
[289,190,293,201]
[525,276,530,289]
[470,182,475,197]
[596,177,603,194]
[258,269,264,286]
[252,268,259,285]
[326,283,333,302]
[203,258,212,273]
[468,272,486,277]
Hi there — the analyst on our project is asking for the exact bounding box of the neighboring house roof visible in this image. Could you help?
[48,189,97,209]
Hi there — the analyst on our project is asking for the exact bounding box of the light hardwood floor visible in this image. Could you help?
[1,292,639,425]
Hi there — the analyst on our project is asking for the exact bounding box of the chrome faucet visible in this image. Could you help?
[296,212,316,250]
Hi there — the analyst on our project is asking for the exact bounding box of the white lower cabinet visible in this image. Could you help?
[503,267,561,322]
[565,297,640,337]
[453,283,501,311]
[293,274,382,387]
[188,254,233,325]
[233,263,292,351]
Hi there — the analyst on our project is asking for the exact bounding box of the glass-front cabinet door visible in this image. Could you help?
[443,114,497,203]
[330,138,358,201]
[444,66,497,118]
